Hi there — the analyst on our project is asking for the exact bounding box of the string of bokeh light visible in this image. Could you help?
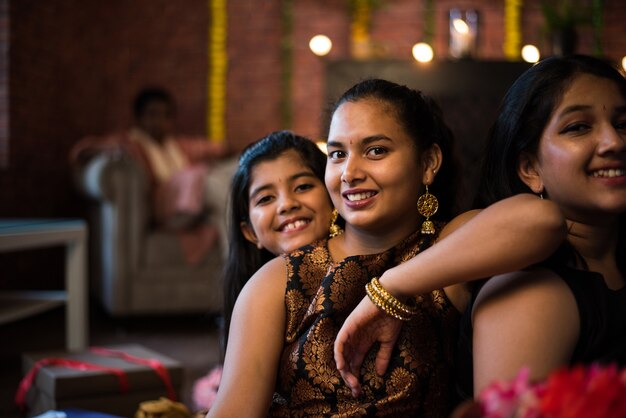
[521,45,540,63]
[308,34,625,74]
[309,35,333,56]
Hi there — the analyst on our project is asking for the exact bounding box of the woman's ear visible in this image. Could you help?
[240,221,263,249]
[517,152,544,194]
[421,144,443,185]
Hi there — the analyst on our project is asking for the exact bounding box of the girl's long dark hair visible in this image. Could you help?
[221,130,327,355]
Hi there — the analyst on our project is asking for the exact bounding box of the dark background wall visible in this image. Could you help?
[1,0,625,288]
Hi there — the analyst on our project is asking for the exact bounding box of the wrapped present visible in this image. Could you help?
[18,344,184,418]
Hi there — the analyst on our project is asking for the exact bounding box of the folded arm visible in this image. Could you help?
[382,193,566,305]
[334,194,567,395]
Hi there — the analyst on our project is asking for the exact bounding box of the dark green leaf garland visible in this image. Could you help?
[280,0,293,129]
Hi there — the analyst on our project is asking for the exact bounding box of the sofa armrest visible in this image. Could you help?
[75,154,137,200]
[76,153,150,313]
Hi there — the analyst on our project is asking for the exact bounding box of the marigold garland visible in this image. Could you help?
[350,0,373,58]
[279,0,293,129]
[423,0,434,45]
[208,0,227,142]
[504,0,522,60]
[591,0,604,56]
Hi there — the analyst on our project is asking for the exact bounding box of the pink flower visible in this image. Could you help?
[192,365,223,410]
[478,364,626,418]
[479,367,542,418]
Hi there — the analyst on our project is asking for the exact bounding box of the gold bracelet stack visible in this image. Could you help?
[365,277,418,321]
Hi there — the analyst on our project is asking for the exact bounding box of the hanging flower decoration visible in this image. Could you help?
[208,0,227,142]
[279,0,293,129]
[590,0,604,56]
[504,0,522,60]
[473,364,626,418]
[349,0,378,58]
[423,0,435,45]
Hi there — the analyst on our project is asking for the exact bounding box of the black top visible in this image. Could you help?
[456,263,626,399]
[269,227,462,417]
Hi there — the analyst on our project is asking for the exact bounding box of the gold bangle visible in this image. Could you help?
[370,277,418,317]
[365,282,409,321]
[365,281,411,321]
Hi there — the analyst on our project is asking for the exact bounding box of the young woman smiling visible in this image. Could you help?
[209,80,565,417]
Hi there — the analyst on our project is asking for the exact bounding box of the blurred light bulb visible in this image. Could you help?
[316,141,327,155]
[412,42,434,63]
[521,44,540,63]
[309,35,332,56]
[452,18,470,34]
[622,56,626,72]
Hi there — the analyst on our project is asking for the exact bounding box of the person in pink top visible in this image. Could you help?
[70,87,236,264]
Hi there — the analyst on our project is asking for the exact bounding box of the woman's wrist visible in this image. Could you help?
[378,271,411,303]
[365,277,418,321]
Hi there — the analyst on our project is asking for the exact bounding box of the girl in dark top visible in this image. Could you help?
[210,79,565,417]
[335,55,626,401]
[462,55,626,395]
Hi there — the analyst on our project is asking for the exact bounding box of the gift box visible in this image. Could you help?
[19,344,184,418]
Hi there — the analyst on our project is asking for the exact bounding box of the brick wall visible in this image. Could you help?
[0,0,625,288]
[286,0,626,145]
[0,0,210,287]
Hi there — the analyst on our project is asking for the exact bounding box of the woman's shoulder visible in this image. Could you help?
[474,267,576,315]
[240,256,289,298]
[471,267,581,351]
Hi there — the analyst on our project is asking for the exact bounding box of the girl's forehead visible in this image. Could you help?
[251,151,312,180]
[554,74,625,111]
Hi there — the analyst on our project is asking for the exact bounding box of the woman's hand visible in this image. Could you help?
[334,296,403,397]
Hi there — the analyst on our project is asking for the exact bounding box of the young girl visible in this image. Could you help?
[208,79,565,416]
[195,130,333,411]
[222,130,334,350]
[464,55,626,396]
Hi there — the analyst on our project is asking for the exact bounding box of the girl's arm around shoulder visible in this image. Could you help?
[332,194,568,391]
[207,256,288,418]
[472,267,579,395]
[379,193,567,310]
[439,193,566,241]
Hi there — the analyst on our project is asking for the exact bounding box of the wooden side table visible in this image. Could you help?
[0,219,88,351]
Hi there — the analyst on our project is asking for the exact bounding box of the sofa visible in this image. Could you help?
[75,153,224,316]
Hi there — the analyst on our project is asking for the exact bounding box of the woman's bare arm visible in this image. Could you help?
[472,268,579,394]
[335,194,566,395]
[383,193,566,307]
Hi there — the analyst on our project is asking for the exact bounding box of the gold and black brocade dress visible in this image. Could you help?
[268,227,461,418]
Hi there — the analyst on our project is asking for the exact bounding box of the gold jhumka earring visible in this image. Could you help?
[417,185,439,235]
[329,208,343,238]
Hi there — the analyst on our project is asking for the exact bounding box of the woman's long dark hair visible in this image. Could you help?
[222,130,327,354]
[474,54,626,273]
[329,78,460,221]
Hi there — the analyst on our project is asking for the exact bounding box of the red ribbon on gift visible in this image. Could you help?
[15,357,129,413]
[15,346,178,414]
[89,346,177,401]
